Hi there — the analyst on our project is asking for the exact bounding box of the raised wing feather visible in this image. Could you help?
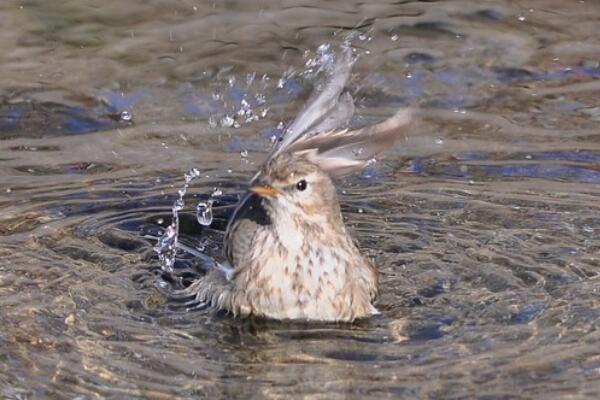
[270,46,355,160]
[284,108,415,176]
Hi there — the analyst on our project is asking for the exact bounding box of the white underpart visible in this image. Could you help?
[249,195,354,320]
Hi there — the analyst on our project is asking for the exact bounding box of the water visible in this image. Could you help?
[153,167,200,273]
[1,0,600,398]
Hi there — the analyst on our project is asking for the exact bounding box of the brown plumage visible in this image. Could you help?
[176,46,414,321]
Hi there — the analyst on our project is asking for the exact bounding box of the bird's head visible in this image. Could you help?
[249,153,341,222]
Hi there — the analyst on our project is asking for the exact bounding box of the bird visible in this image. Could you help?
[176,46,414,322]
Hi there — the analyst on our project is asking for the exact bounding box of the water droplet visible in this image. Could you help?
[155,224,178,272]
[184,168,200,183]
[155,279,169,289]
[120,110,132,121]
[246,72,256,87]
[196,201,214,226]
[317,43,330,54]
[255,93,266,105]
[221,115,235,127]
[174,198,184,211]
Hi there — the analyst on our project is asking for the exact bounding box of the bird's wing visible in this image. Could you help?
[269,46,355,160]
[266,44,415,177]
[223,192,271,268]
[283,108,415,177]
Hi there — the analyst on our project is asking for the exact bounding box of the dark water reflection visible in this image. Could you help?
[1,0,599,398]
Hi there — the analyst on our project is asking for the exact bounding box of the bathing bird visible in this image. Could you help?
[178,47,414,321]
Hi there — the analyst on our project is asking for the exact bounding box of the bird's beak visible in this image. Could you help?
[249,185,281,197]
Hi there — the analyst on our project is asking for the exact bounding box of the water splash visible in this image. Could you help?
[154,167,200,272]
[205,39,359,135]
[155,224,177,272]
[157,42,359,272]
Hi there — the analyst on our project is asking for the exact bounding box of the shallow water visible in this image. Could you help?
[1,0,600,398]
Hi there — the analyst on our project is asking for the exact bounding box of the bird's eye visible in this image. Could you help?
[296,179,307,191]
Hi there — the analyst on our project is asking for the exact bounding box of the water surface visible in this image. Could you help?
[1,0,599,398]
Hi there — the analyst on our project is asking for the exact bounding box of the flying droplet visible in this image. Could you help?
[255,93,266,105]
[120,110,132,121]
[155,224,178,272]
[246,72,256,87]
[174,198,184,211]
[196,201,213,226]
[221,115,235,127]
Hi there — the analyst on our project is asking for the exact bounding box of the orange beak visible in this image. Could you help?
[249,185,280,197]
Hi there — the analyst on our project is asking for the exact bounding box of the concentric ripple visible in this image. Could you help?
[1,0,600,398]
